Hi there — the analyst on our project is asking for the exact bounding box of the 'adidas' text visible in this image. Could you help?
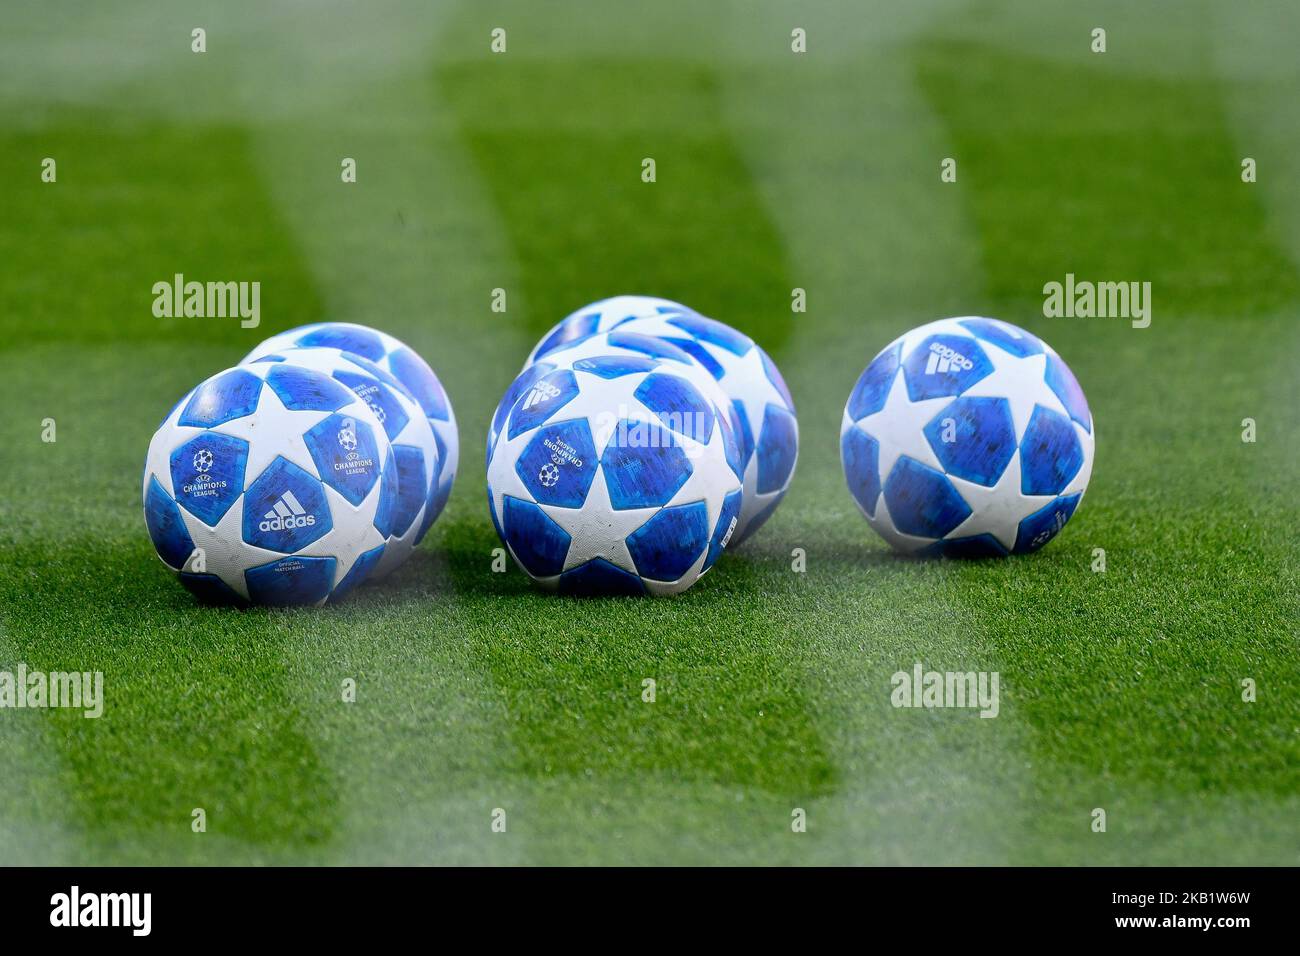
[925,342,974,374]
[259,490,316,532]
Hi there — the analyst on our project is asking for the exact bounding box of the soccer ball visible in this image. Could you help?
[840,316,1094,556]
[143,362,399,605]
[487,355,743,595]
[243,322,458,532]
[490,328,740,470]
[612,313,798,546]
[523,295,697,367]
[243,347,440,579]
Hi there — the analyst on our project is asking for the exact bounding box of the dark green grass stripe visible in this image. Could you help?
[912,40,1300,325]
[0,117,341,858]
[0,539,343,857]
[0,119,325,348]
[436,58,798,353]
[435,54,834,855]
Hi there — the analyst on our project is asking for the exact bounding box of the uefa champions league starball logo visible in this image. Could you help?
[337,418,358,453]
[192,448,213,473]
[537,462,560,487]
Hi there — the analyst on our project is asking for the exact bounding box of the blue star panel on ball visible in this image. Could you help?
[523,295,696,367]
[143,362,400,605]
[610,312,797,547]
[242,346,440,579]
[243,322,458,532]
[487,356,743,596]
[490,327,740,472]
[840,316,1094,557]
[525,298,799,548]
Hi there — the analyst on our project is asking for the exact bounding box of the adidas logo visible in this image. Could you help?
[522,381,562,410]
[258,489,317,532]
[925,342,974,375]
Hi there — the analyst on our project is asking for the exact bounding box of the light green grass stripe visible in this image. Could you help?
[910,13,1300,861]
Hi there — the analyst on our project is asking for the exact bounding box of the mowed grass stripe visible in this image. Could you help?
[0,119,325,348]
[435,50,838,861]
[436,57,798,352]
[3,543,347,863]
[245,62,541,861]
[913,34,1300,859]
[711,42,1039,862]
[0,116,346,859]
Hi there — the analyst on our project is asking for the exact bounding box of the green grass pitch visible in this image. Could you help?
[0,1,1297,865]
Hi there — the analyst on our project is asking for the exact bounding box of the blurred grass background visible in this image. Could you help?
[0,0,1296,864]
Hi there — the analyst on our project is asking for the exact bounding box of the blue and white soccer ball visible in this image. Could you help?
[523,295,697,367]
[243,322,458,531]
[143,362,399,605]
[487,355,743,595]
[490,328,738,467]
[612,313,798,546]
[243,347,440,579]
[840,317,1095,557]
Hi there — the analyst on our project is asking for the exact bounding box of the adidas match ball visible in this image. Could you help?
[243,347,440,578]
[523,295,696,367]
[490,329,738,468]
[840,317,1094,556]
[243,322,458,528]
[143,362,399,605]
[487,355,743,596]
[612,313,798,547]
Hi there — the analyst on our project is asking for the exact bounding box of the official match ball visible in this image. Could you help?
[243,322,458,528]
[143,362,399,605]
[840,316,1094,556]
[612,313,798,546]
[490,329,741,470]
[243,347,440,579]
[523,295,696,367]
[487,355,743,595]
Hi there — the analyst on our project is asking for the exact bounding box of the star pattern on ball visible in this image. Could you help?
[212,370,336,485]
[944,452,1056,551]
[959,345,1070,440]
[850,366,951,481]
[488,363,741,589]
[659,408,736,541]
[867,489,943,555]
[525,329,678,372]
[841,317,1094,558]
[538,468,660,575]
[175,500,278,601]
[713,344,790,449]
[295,481,388,584]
